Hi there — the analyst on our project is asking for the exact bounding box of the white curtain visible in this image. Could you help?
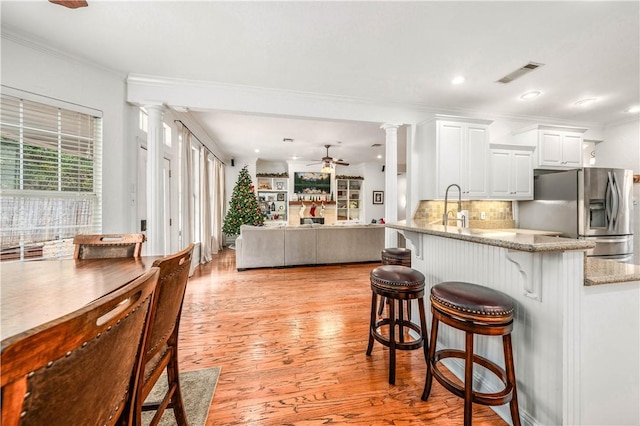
[178,121,225,261]
[180,124,193,248]
[200,150,213,263]
[211,157,225,253]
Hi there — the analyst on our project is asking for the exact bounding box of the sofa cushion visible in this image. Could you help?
[284,226,317,266]
[236,225,285,270]
[315,224,384,264]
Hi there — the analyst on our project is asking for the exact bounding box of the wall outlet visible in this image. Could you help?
[480,212,486,220]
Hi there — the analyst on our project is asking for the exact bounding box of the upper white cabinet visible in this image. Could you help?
[419,116,493,199]
[489,146,534,199]
[513,125,587,169]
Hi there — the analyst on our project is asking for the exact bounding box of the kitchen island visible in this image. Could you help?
[387,219,640,426]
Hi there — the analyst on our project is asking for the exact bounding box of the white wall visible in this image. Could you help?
[597,119,640,172]
[363,162,386,223]
[1,35,132,233]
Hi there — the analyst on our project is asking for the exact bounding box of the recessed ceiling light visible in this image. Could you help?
[626,105,640,113]
[575,98,597,106]
[520,91,541,100]
[292,155,299,160]
[254,149,260,153]
[451,76,465,85]
[377,154,382,159]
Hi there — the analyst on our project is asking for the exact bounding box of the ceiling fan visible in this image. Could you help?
[308,144,349,171]
[49,0,88,9]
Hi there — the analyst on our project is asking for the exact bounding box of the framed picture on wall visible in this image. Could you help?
[373,191,384,205]
[277,193,285,201]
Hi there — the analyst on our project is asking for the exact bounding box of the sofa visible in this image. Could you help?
[235,223,385,270]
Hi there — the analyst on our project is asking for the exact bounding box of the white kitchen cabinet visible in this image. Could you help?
[489,147,533,199]
[513,125,586,169]
[418,117,493,200]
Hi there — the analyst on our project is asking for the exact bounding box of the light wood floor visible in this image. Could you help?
[178,248,508,425]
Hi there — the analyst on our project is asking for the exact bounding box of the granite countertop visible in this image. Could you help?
[387,220,640,286]
[584,258,640,286]
[386,219,595,253]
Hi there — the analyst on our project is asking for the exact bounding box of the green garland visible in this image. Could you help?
[335,175,364,180]
[256,172,289,178]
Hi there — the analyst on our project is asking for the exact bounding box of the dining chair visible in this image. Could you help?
[73,233,146,259]
[134,244,195,426]
[1,267,160,426]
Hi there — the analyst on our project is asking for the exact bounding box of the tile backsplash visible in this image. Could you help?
[414,200,515,229]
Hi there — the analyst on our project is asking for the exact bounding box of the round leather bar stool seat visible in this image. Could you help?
[381,248,412,267]
[370,265,424,294]
[430,281,514,323]
[366,265,428,385]
[422,281,521,426]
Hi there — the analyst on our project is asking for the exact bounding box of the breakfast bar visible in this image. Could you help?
[387,219,640,426]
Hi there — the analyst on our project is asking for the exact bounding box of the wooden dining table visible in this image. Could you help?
[1,256,162,348]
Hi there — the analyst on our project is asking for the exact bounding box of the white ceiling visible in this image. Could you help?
[2,1,639,165]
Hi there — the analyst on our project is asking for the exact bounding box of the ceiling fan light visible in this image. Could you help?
[625,105,640,113]
[321,162,334,173]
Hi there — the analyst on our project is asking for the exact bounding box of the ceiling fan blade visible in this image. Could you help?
[334,160,350,166]
[49,0,88,9]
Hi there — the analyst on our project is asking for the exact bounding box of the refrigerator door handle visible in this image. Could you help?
[609,172,621,231]
[605,172,613,229]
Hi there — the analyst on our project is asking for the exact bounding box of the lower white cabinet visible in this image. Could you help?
[489,147,533,199]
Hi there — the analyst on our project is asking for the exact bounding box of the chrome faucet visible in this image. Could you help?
[442,184,465,227]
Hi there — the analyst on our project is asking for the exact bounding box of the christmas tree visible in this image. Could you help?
[222,165,265,236]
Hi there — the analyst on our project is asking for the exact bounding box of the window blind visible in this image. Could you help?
[0,92,103,260]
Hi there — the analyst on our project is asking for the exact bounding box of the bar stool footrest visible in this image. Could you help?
[432,349,514,406]
[372,318,424,351]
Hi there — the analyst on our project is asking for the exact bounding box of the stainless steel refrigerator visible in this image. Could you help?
[519,167,634,261]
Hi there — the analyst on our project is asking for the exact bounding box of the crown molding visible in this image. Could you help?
[604,115,640,129]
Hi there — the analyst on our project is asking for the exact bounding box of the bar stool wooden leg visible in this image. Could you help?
[389,296,396,385]
[377,297,386,315]
[398,299,405,344]
[418,298,428,362]
[366,292,377,356]
[464,331,474,426]
[422,314,439,401]
[504,334,521,426]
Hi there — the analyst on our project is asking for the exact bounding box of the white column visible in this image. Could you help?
[145,104,165,255]
[381,123,400,248]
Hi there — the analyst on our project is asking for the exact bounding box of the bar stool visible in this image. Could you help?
[378,248,412,316]
[366,265,428,385]
[422,281,521,426]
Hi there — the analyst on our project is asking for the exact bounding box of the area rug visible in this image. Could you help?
[141,367,221,426]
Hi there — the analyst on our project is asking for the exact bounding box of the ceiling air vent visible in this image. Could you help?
[371,143,382,147]
[282,138,294,143]
[496,62,544,84]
